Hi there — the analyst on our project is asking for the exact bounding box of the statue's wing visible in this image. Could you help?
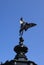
[24,23,37,31]
[19,23,37,33]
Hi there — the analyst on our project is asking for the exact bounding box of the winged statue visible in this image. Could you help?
[19,18,37,36]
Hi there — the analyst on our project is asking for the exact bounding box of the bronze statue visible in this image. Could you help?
[19,18,37,36]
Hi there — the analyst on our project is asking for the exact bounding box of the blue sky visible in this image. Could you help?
[0,0,44,65]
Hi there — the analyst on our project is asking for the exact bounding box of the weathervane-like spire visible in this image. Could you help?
[14,18,37,61]
[19,17,37,37]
